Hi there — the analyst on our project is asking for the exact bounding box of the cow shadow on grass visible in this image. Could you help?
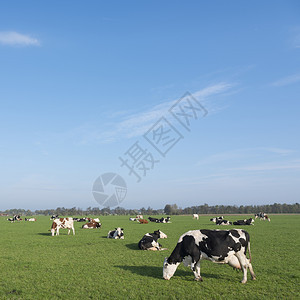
[116,265,220,280]
[37,232,52,236]
[125,243,139,250]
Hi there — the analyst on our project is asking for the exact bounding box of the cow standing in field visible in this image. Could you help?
[233,218,255,226]
[163,229,256,284]
[51,218,75,236]
[138,230,167,251]
[193,214,199,220]
[255,212,270,222]
[107,227,124,239]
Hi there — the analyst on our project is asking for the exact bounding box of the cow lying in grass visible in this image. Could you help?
[233,218,254,226]
[82,221,101,229]
[163,229,256,284]
[138,230,167,251]
[107,227,124,239]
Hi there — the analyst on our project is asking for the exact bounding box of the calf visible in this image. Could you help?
[51,218,75,236]
[163,229,256,283]
[193,214,199,220]
[138,230,167,251]
[233,218,254,226]
[25,218,36,222]
[82,221,101,229]
[107,227,124,239]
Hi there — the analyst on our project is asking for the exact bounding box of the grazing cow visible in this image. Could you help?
[138,230,168,251]
[210,216,224,222]
[136,215,143,219]
[163,229,256,283]
[25,218,36,222]
[255,212,270,222]
[82,221,101,229]
[138,219,149,224]
[107,227,124,239]
[193,214,199,220]
[233,218,255,226]
[50,215,59,220]
[51,218,75,236]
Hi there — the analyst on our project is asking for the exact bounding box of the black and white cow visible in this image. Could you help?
[233,218,255,226]
[107,227,124,239]
[210,216,224,222]
[7,215,22,222]
[211,217,231,225]
[163,229,256,284]
[25,218,36,222]
[160,217,171,223]
[255,212,270,222]
[50,215,59,220]
[148,217,159,223]
[138,230,168,251]
[216,219,232,225]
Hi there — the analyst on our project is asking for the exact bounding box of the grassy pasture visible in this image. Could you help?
[0,215,299,299]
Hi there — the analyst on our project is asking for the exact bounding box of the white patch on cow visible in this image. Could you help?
[158,230,167,239]
[178,230,207,246]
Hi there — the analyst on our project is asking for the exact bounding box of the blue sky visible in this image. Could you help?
[0,1,299,210]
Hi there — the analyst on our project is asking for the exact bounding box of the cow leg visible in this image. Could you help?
[247,259,256,280]
[193,261,203,282]
[235,252,248,283]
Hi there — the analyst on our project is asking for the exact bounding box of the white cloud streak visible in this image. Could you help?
[270,73,300,87]
[0,31,40,46]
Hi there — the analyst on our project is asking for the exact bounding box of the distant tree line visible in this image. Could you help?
[0,203,299,216]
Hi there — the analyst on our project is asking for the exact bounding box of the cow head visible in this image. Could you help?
[156,230,167,239]
[115,227,124,239]
[163,257,180,280]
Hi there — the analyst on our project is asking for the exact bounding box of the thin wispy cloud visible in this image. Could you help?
[270,73,300,87]
[0,31,40,46]
[44,82,235,145]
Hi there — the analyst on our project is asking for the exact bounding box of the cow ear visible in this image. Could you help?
[115,228,117,230]
[121,228,124,231]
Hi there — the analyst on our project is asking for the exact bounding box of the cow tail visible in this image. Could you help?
[248,241,252,263]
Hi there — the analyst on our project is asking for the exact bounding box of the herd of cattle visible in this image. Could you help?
[5,212,272,283]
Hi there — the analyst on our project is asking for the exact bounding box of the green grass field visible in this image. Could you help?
[0,215,299,299]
